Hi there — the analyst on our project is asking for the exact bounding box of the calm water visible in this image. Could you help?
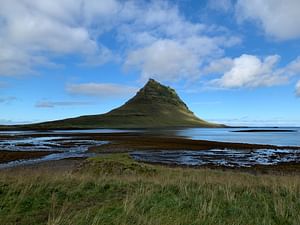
[148,127,300,147]
[134,127,300,167]
[1,127,300,168]
[1,127,299,146]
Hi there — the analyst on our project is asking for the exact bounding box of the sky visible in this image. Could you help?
[1,0,300,126]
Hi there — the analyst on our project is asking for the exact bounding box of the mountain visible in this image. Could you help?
[1,79,224,130]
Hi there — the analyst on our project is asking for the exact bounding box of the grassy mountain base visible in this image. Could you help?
[23,103,220,129]
[1,154,300,225]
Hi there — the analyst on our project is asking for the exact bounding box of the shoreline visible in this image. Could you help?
[85,132,300,153]
[1,132,300,174]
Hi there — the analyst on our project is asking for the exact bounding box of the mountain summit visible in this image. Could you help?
[3,79,224,129]
[103,78,217,127]
[125,79,190,111]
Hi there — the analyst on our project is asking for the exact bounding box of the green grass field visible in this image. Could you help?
[1,154,300,225]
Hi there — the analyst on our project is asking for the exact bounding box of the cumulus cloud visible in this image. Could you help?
[66,83,138,97]
[0,0,118,76]
[285,57,300,76]
[203,57,234,74]
[121,1,239,81]
[296,81,300,97]
[211,54,289,88]
[124,39,201,82]
[236,0,300,40]
[35,100,92,108]
[0,0,240,80]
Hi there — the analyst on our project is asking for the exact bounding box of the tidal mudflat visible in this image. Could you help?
[1,129,300,173]
[0,132,105,169]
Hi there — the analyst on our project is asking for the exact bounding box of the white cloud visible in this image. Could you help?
[124,39,201,82]
[211,54,288,88]
[121,1,239,82]
[124,34,237,82]
[35,100,92,108]
[296,81,300,97]
[285,57,300,76]
[0,0,117,76]
[0,0,239,79]
[203,57,233,74]
[124,35,232,82]
[236,0,300,40]
[66,83,138,97]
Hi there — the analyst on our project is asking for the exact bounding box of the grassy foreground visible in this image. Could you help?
[1,154,300,225]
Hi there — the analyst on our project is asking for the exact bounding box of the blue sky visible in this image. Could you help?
[1,0,300,126]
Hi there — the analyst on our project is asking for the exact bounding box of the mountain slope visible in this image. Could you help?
[2,79,224,129]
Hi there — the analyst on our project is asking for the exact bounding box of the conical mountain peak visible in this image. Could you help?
[11,79,223,129]
[143,78,164,89]
[142,78,168,91]
[127,78,189,111]
[145,78,159,85]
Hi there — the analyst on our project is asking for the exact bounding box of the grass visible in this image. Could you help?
[0,154,300,225]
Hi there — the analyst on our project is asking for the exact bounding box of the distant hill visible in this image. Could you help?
[0,79,225,130]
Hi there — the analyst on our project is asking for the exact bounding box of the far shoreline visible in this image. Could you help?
[232,129,297,133]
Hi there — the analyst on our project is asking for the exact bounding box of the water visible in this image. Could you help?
[0,152,97,169]
[0,133,106,169]
[2,127,299,147]
[0,136,67,151]
[1,127,300,169]
[134,127,300,167]
[152,127,300,147]
[131,149,300,168]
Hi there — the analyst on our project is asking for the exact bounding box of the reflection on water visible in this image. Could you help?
[0,134,106,169]
[1,127,300,169]
[2,127,299,146]
[131,149,300,168]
